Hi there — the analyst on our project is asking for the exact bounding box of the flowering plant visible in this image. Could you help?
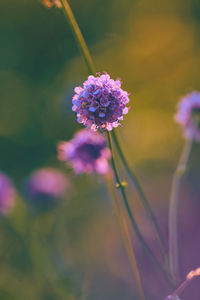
[1,1,200,300]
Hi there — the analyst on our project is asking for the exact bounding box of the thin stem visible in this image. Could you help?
[107,175,145,300]
[169,266,200,297]
[80,271,91,300]
[112,130,167,257]
[172,278,191,296]
[28,217,68,299]
[60,0,172,286]
[59,3,144,293]
[169,138,193,283]
[60,0,96,75]
[107,132,173,286]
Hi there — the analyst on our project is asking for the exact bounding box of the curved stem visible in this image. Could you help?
[172,278,191,297]
[107,175,145,300]
[169,138,193,283]
[60,0,172,287]
[112,130,167,258]
[60,0,96,75]
[168,266,200,298]
[107,132,173,286]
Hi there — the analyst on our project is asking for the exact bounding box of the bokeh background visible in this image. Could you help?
[1,0,200,299]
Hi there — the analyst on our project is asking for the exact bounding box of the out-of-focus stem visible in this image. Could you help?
[171,278,191,297]
[168,266,200,298]
[169,138,193,283]
[60,0,96,75]
[107,132,173,286]
[112,130,167,259]
[107,175,145,300]
[28,217,67,299]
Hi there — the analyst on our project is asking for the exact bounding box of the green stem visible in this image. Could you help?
[107,176,145,300]
[112,130,167,258]
[60,0,172,287]
[107,132,173,286]
[26,216,68,299]
[169,138,193,283]
[59,3,144,292]
[60,0,96,75]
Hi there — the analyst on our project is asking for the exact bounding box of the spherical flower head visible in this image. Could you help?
[0,172,16,215]
[72,73,130,131]
[42,0,62,8]
[24,168,68,212]
[175,92,200,142]
[57,129,111,174]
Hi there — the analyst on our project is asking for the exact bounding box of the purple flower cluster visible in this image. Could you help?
[58,129,111,174]
[24,168,68,212]
[0,172,16,215]
[72,73,130,131]
[175,92,200,142]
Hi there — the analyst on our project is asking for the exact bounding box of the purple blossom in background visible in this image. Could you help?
[175,92,200,142]
[0,172,15,215]
[165,296,180,300]
[24,168,68,212]
[72,73,130,131]
[58,129,111,174]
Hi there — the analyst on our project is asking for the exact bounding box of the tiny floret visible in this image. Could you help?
[72,73,130,131]
[42,0,62,8]
[58,129,111,174]
[175,91,200,142]
[0,172,16,215]
[187,267,200,280]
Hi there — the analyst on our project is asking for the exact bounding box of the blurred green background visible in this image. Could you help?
[1,0,200,299]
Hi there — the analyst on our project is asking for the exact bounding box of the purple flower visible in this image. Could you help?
[165,296,180,300]
[72,73,130,131]
[57,129,111,174]
[175,92,200,142]
[0,172,16,215]
[24,168,68,212]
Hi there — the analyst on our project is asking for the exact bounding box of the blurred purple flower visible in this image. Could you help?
[165,296,180,300]
[72,73,130,131]
[175,92,200,142]
[57,129,111,174]
[0,172,15,215]
[24,168,68,212]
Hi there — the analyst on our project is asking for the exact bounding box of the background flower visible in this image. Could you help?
[175,92,200,142]
[58,129,111,174]
[165,296,180,300]
[0,172,16,215]
[23,168,69,212]
[72,73,130,131]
